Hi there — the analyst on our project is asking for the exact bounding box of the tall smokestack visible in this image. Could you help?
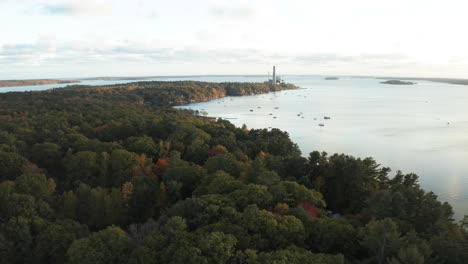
[273,66,276,85]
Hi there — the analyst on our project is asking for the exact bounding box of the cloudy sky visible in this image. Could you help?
[1,0,467,79]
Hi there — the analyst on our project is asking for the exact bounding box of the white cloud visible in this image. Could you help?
[0,36,417,75]
[39,0,111,16]
[1,0,468,78]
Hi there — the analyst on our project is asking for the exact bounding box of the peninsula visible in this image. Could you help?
[381,80,416,85]
[0,79,79,88]
[36,80,298,106]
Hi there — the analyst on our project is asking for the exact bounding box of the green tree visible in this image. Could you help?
[108,149,139,187]
[125,136,158,158]
[163,166,205,198]
[305,151,389,213]
[63,151,100,188]
[0,151,28,181]
[305,218,358,256]
[29,142,62,173]
[204,153,240,177]
[14,173,52,201]
[3,216,48,263]
[228,184,273,210]
[128,176,163,223]
[195,231,237,264]
[269,181,326,208]
[34,220,89,264]
[194,170,244,196]
[248,246,343,264]
[167,195,237,229]
[361,218,401,264]
[67,226,132,264]
[245,156,280,186]
[387,245,424,264]
[240,205,306,250]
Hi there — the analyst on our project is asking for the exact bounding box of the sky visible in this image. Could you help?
[1,0,468,79]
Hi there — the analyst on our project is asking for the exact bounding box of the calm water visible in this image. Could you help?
[3,75,467,219]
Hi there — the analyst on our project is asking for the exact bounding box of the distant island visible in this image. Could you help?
[381,80,416,85]
[325,77,339,80]
[377,76,468,86]
[0,79,79,88]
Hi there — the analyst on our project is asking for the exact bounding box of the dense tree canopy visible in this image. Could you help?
[0,81,466,263]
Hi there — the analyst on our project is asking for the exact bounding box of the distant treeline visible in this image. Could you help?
[0,79,78,88]
[1,81,297,106]
[0,81,466,264]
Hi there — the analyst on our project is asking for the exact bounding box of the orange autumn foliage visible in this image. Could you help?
[208,145,228,156]
[156,158,170,173]
[297,202,320,218]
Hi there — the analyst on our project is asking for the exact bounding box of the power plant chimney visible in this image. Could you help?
[273,66,276,85]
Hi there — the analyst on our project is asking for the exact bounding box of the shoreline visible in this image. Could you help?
[0,79,80,88]
[170,85,300,107]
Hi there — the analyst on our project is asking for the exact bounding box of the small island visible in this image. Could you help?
[0,79,79,88]
[381,80,416,85]
[325,77,339,80]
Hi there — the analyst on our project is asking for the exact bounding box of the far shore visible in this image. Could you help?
[377,76,468,86]
[0,79,79,88]
[380,80,416,85]
[4,75,468,89]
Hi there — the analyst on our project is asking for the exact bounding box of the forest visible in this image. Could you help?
[0,81,467,264]
[31,80,298,106]
[0,80,78,88]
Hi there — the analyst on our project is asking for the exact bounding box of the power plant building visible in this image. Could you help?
[268,66,284,85]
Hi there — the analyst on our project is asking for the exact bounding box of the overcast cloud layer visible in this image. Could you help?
[1,0,467,79]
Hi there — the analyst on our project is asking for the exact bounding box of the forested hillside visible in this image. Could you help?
[0,82,466,264]
[12,81,297,106]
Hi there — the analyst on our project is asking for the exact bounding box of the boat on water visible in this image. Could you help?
[324,116,331,120]
[319,123,325,127]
